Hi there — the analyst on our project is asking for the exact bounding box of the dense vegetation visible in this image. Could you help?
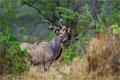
[0,0,120,80]
[0,27,29,74]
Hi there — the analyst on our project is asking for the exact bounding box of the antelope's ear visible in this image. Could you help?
[65,28,70,33]
[54,28,60,33]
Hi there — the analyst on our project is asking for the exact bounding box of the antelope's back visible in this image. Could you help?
[31,42,54,64]
[20,42,54,64]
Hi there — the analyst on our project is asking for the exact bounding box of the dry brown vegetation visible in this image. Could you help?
[1,32,120,80]
[87,32,120,80]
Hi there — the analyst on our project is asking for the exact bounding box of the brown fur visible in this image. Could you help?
[20,40,64,64]
[34,40,44,44]
[20,42,54,64]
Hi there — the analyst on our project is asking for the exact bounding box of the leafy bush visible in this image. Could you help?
[110,24,120,35]
[0,27,29,74]
[64,47,78,64]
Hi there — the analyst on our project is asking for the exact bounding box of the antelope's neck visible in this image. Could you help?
[51,35,62,59]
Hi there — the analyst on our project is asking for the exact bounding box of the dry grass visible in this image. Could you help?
[1,58,88,80]
[87,32,120,79]
[1,32,120,80]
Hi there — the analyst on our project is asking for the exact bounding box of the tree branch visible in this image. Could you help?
[22,0,54,24]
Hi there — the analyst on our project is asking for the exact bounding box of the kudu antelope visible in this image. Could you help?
[20,19,70,65]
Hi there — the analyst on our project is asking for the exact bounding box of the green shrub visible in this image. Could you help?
[0,27,29,74]
[64,46,86,64]
[110,24,120,35]
[64,47,78,64]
